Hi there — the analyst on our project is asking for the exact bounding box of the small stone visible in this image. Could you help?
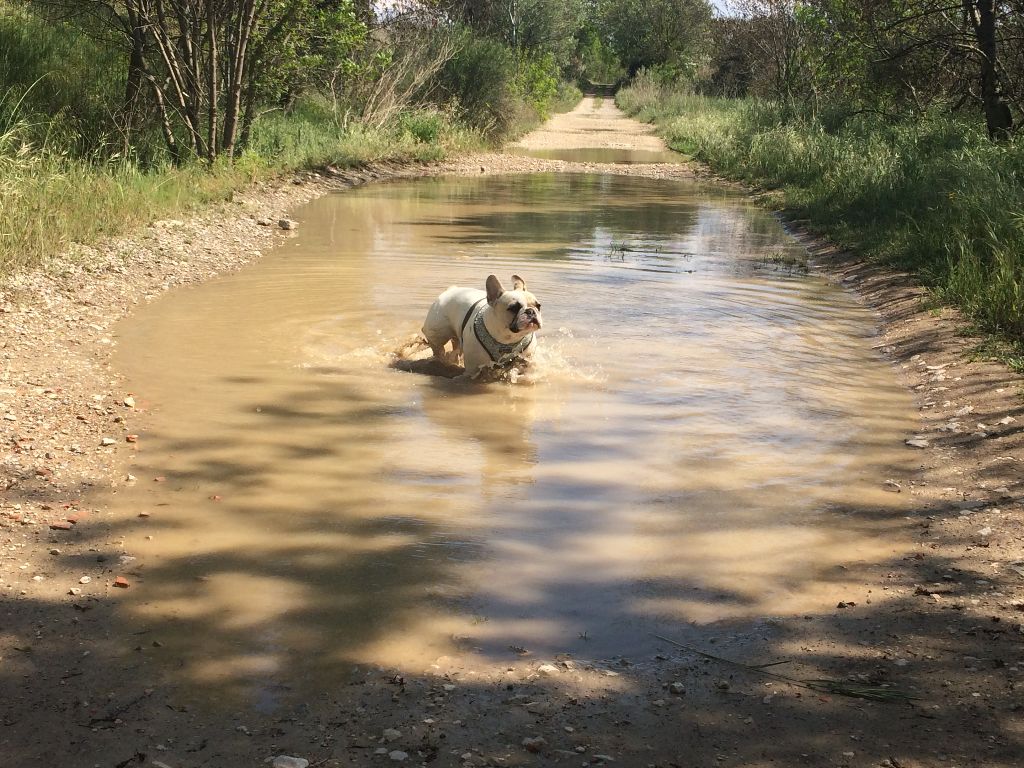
[521,736,547,753]
[978,527,993,537]
[905,438,929,449]
[257,217,273,226]
[113,576,130,588]
[278,219,297,230]
[883,480,901,493]
[382,728,402,742]
[388,751,409,762]
[126,434,138,443]
[669,682,685,695]
[100,437,117,446]
[68,588,82,596]
[537,663,559,675]
[79,576,92,584]
[271,757,309,768]
[123,396,136,408]
[49,521,73,530]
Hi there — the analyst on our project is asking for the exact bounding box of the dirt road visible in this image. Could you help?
[2,96,1022,767]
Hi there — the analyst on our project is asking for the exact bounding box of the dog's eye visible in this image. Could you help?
[508,303,522,314]
[534,303,541,310]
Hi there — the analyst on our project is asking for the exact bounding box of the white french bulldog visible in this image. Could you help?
[421,274,542,378]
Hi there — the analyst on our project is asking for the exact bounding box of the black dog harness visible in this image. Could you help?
[460,298,534,364]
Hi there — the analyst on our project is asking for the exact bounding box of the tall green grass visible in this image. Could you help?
[0,101,484,275]
[618,78,1024,344]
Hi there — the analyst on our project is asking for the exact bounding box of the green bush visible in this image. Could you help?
[512,51,559,118]
[398,109,446,144]
[0,3,126,156]
[437,32,517,136]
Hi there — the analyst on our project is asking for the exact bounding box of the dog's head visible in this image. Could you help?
[486,274,542,334]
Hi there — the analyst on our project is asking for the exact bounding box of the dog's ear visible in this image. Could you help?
[486,274,504,304]
[512,275,527,291]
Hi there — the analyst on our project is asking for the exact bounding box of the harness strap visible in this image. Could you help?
[460,298,487,343]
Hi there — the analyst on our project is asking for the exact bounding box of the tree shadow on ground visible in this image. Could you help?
[3,363,1022,766]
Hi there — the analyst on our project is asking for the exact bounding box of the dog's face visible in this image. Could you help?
[486,274,542,334]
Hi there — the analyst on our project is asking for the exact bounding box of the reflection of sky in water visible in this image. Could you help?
[105,173,918,705]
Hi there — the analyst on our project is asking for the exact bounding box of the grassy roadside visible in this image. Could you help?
[0,86,584,279]
[0,103,484,277]
[0,0,582,280]
[617,80,1024,366]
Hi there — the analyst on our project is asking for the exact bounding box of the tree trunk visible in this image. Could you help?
[221,0,258,158]
[207,0,219,161]
[124,4,146,114]
[966,0,1013,140]
[144,67,182,165]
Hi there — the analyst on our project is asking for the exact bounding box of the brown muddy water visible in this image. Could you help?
[106,172,917,707]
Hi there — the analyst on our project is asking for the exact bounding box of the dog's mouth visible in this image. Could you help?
[513,316,541,332]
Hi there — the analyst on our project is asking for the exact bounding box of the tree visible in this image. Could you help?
[596,0,714,77]
[716,1,810,104]
[796,1,1017,138]
[29,0,367,162]
[437,0,585,68]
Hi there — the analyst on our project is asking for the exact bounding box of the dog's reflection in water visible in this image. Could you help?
[419,376,540,497]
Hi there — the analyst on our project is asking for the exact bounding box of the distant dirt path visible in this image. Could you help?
[512,94,669,151]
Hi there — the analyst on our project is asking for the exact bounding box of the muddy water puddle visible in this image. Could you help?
[105,173,917,703]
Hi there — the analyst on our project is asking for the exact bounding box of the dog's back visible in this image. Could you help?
[422,285,485,351]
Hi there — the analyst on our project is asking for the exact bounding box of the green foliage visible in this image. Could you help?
[436,30,577,139]
[596,0,712,77]
[444,0,585,72]
[576,28,626,85]
[617,82,1024,339]
[437,32,517,135]
[253,0,368,108]
[512,51,560,119]
[0,3,125,155]
[398,109,446,144]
